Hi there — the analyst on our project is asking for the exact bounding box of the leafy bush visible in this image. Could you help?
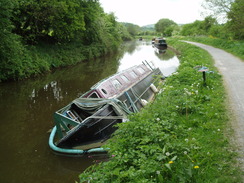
[0,0,34,81]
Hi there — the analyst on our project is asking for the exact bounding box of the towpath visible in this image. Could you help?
[184,41,244,174]
[185,41,244,170]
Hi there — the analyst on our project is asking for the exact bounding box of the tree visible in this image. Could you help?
[12,0,96,43]
[202,0,234,22]
[227,0,244,39]
[201,16,217,32]
[202,0,243,40]
[122,23,140,37]
[75,0,105,45]
[0,0,31,81]
[180,21,204,36]
[180,17,218,37]
[155,19,177,36]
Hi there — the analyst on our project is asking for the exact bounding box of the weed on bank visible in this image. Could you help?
[79,40,242,182]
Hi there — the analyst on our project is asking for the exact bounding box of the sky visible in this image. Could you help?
[99,0,205,26]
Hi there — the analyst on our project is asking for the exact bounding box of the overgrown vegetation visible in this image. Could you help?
[0,1,33,81]
[182,36,244,60]
[0,0,133,82]
[181,0,243,40]
[78,39,242,182]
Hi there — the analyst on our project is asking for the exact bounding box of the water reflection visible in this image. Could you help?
[155,48,167,55]
[0,40,180,183]
[119,41,179,76]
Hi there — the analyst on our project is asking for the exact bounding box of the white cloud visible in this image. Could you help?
[99,0,205,26]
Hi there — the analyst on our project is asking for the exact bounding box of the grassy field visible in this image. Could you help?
[78,39,242,182]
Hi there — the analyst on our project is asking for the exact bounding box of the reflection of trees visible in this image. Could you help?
[154,48,175,61]
[121,41,139,55]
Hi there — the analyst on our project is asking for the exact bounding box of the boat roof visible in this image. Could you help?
[91,64,150,89]
[82,63,157,99]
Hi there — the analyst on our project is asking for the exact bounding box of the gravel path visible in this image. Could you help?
[184,41,244,173]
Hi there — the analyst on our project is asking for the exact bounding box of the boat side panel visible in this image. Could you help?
[120,68,161,111]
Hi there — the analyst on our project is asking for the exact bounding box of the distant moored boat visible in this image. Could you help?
[154,37,167,49]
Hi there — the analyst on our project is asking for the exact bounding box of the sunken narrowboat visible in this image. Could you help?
[49,61,163,156]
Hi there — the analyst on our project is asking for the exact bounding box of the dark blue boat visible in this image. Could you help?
[154,38,167,49]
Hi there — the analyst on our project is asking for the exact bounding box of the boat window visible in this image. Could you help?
[101,89,107,94]
[112,79,122,89]
[121,75,130,83]
[137,67,145,74]
[130,71,138,79]
[159,39,166,43]
[88,92,99,98]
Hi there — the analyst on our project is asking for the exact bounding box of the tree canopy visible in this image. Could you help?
[155,18,177,36]
[201,0,244,39]
[11,0,103,43]
[180,16,218,37]
[227,0,244,39]
[202,0,234,14]
[0,0,32,81]
[0,0,133,81]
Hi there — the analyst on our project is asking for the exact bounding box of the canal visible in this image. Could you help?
[0,40,179,183]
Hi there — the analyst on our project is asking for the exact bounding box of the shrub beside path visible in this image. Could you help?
[185,41,244,173]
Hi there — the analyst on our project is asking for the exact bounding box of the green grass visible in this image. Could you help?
[79,39,242,183]
[181,36,244,60]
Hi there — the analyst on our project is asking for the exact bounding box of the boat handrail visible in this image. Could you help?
[143,60,155,70]
[87,115,124,120]
[66,110,82,122]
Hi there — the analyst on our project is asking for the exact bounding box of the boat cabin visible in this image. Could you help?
[82,64,153,99]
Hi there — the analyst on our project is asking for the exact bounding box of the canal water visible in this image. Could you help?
[0,40,179,183]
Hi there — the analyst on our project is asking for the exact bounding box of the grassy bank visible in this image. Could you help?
[0,40,122,82]
[79,39,242,182]
[181,36,244,60]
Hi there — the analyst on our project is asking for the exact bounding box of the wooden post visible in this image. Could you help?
[203,71,206,86]
[198,67,208,87]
